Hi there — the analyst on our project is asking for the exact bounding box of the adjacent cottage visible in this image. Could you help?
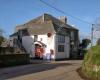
[10,13,79,60]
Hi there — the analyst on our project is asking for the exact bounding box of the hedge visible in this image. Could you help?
[0,47,14,54]
[0,54,30,67]
[82,45,100,80]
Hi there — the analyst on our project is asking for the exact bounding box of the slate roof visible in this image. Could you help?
[28,21,55,35]
[11,13,78,36]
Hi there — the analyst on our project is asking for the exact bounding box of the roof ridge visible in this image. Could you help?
[15,13,78,31]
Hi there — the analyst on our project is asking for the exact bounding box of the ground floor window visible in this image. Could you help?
[58,45,64,52]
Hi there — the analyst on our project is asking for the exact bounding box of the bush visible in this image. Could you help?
[96,38,100,45]
[0,47,14,54]
[0,54,30,67]
[82,45,100,80]
[0,36,4,46]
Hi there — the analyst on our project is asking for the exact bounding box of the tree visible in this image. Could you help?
[96,38,100,45]
[0,36,4,46]
[81,38,91,49]
[0,28,4,46]
[0,28,3,36]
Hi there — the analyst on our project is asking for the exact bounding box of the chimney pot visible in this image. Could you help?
[59,16,67,23]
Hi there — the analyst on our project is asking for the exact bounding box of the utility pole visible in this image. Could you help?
[91,24,94,47]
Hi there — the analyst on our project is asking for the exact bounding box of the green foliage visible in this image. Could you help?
[0,28,4,46]
[0,47,14,54]
[81,38,91,49]
[0,36,4,46]
[82,45,100,80]
[96,38,100,45]
[90,46,100,65]
[0,54,30,67]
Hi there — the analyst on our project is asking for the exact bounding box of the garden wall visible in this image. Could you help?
[0,54,30,67]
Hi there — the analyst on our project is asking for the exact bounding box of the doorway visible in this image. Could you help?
[35,44,44,59]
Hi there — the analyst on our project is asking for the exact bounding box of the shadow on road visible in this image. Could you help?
[0,61,73,80]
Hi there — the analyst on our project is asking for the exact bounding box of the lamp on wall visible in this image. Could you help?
[71,41,74,45]
[71,41,74,49]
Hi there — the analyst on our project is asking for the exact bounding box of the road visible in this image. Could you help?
[0,60,83,80]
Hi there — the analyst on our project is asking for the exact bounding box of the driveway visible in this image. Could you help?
[0,60,83,80]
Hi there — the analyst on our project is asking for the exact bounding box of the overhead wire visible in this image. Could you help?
[39,0,92,25]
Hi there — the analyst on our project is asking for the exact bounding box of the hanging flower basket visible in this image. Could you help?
[47,33,52,37]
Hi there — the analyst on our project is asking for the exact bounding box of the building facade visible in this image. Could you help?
[10,13,79,60]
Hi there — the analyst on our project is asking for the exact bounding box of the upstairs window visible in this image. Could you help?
[34,35,38,42]
[58,35,65,43]
[71,31,74,40]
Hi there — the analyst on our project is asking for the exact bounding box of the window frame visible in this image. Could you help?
[58,35,65,43]
[58,45,65,52]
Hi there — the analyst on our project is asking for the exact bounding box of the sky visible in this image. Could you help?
[0,0,100,41]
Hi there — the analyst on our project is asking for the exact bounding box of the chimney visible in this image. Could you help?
[59,16,67,23]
